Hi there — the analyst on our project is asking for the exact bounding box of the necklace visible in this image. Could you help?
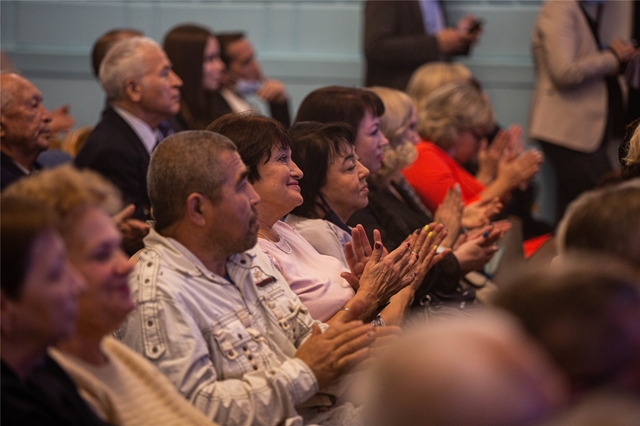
[257,230,293,254]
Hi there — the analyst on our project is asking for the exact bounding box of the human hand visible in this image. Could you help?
[434,185,463,245]
[461,197,503,229]
[49,104,75,135]
[113,204,150,254]
[404,223,451,293]
[457,15,483,44]
[296,298,375,388]
[497,149,543,192]
[257,79,287,104]
[453,225,501,273]
[343,225,388,289]
[610,38,637,64]
[436,28,473,55]
[356,236,420,306]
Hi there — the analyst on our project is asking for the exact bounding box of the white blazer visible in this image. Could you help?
[528,0,631,153]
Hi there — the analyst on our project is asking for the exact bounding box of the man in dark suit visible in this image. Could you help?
[0,74,52,190]
[215,32,291,127]
[364,0,479,90]
[75,37,183,221]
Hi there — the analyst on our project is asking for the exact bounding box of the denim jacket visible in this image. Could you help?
[116,227,329,426]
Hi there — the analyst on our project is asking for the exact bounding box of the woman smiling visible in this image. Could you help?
[209,114,447,326]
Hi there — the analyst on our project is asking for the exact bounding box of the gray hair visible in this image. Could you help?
[0,73,25,111]
[148,130,238,230]
[414,81,494,151]
[99,36,160,103]
[556,178,640,267]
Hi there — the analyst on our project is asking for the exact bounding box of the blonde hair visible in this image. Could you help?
[624,121,640,167]
[3,165,122,231]
[407,62,472,107]
[415,81,494,151]
[367,86,418,181]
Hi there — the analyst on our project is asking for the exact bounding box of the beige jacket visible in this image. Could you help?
[528,0,631,153]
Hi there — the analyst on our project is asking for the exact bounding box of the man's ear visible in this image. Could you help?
[124,78,142,103]
[185,193,210,227]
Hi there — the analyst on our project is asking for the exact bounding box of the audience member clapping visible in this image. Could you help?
[403,80,543,213]
[208,113,448,326]
[117,130,376,425]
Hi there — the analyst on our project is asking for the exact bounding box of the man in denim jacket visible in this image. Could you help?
[117,130,374,426]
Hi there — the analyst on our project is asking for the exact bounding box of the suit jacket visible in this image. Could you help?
[528,0,630,153]
[75,107,151,220]
[212,90,291,128]
[1,152,42,190]
[364,0,449,90]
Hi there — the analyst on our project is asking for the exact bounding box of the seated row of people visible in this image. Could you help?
[4,158,638,425]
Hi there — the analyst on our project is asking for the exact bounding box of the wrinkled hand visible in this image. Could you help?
[497,149,543,192]
[343,225,388,288]
[461,197,503,229]
[113,204,150,254]
[434,185,463,244]
[49,104,75,135]
[356,236,419,306]
[257,79,287,104]
[436,28,473,55]
[296,298,375,388]
[404,223,451,293]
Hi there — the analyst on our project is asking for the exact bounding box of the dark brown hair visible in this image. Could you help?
[216,32,245,67]
[163,24,218,130]
[207,113,290,183]
[294,86,385,133]
[288,121,356,219]
[91,28,143,78]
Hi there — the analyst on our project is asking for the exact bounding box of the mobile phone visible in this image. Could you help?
[468,19,484,34]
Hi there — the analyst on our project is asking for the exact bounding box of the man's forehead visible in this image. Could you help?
[219,150,248,183]
[139,44,170,70]
[1,74,40,105]
[229,38,253,59]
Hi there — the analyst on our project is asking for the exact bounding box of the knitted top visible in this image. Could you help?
[49,337,216,426]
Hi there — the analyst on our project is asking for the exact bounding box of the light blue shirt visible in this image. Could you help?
[418,0,445,35]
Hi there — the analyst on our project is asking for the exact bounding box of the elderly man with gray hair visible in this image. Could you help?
[75,36,182,222]
[117,130,374,426]
[0,73,52,190]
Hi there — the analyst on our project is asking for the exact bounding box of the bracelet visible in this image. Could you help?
[339,307,350,312]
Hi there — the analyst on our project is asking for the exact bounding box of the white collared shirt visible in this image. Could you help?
[219,88,254,114]
[113,106,159,154]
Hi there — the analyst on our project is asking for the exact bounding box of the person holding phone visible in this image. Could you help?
[364,0,482,90]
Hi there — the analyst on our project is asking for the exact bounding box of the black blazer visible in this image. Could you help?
[75,107,151,221]
[211,91,291,128]
[364,0,449,90]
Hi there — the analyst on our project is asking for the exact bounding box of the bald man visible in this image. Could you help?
[0,74,52,190]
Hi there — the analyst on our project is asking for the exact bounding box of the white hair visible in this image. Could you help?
[99,36,161,103]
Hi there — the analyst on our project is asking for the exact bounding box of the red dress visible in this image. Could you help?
[402,141,484,212]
